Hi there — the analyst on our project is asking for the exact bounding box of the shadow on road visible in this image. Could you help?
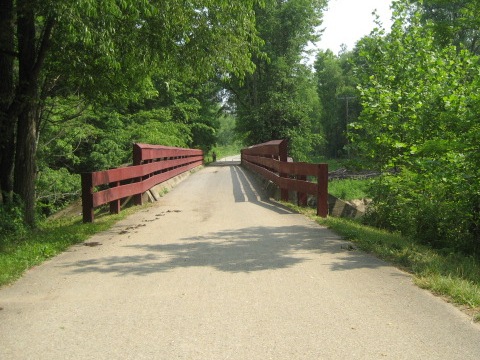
[62,225,391,277]
[230,165,293,215]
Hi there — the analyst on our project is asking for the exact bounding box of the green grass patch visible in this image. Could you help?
[0,205,142,287]
[206,142,243,163]
[286,205,480,321]
[328,178,372,201]
[308,156,344,171]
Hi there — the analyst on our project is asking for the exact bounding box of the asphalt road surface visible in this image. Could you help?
[1,158,479,359]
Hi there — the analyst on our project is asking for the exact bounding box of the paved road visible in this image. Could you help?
[1,160,479,359]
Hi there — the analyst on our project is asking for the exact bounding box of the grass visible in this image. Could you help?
[209,142,243,162]
[0,205,141,287]
[328,178,372,201]
[286,204,480,322]
[307,156,373,201]
[308,156,344,171]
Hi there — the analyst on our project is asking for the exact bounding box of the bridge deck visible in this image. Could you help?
[1,161,479,359]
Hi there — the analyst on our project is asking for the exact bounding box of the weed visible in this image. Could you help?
[0,206,139,287]
[328,178,372,201]
[287,204,480,321]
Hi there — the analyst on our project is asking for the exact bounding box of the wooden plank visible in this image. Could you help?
[241,140,328,217]
[136,143,203,162]
[91,156,203,186]
[243,160,317,195]
[242,140,285,157]
[81,173,94,223]
[244,155,321,178]
[317,163,329,217]
[92,160,203,207]
[83,143,204,222]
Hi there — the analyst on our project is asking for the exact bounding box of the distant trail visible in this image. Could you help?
[1,161,479,359]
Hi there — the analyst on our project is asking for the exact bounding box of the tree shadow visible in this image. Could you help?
[62,225,393,277]
[230,165,293,215]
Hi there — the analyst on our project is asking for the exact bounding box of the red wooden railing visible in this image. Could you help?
[81,143,203,222]
[241,139,328,217]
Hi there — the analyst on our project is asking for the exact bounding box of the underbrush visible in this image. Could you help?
[328,178,372,201]
[209,142,244,162]
[0,205,139,287]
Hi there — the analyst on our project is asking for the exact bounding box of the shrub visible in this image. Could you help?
[365,159,480,256]
[0,200,27,247]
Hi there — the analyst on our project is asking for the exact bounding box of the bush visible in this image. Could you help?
[0,200,27,247]
[365,160,480,256]
[36,167,81,216]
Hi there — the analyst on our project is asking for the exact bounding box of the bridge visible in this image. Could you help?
[0,146,479,359]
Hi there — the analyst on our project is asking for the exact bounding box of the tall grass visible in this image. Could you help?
[0,206,137,287]
[308,156,344,171]
[328,178,372,200]
[287,205,480,322]
[324,216,480,321]
[209,142,244,162]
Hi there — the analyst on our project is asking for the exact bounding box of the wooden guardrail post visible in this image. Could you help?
[81,143,203,223]
[317,163,328,217]
[297,175,308,207]
[133,143,143,206]
[279,139,289,202]
[109,181,121,215]
[81,173,94,223]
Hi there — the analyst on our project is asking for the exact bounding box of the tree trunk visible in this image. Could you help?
[14,0,38,226]
[14,108,37,225]
[0,0,15,203]
[11,1,55,225]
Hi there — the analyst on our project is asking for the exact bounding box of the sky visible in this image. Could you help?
[316,0,394,54]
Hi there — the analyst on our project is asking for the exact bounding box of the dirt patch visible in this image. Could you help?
[48,199,83,220]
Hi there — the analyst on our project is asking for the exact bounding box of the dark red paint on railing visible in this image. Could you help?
[81,143,203,222]
[241,139,328,217]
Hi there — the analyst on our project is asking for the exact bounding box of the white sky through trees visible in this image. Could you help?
[317,0,393,54]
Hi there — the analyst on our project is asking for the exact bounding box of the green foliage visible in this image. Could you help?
[36,167,81,216]
[127,108,192,149]
[45,0,265,101]
[351,0,480,255]
[365,157,480,254]
[411,0,480,53]
[210,115,244,161]
[1,0,267,228]
[328,179,372,201]
[0,201,27,247]
[314,49,361,158]
[230,0,327,160]
[352,2,478,168]
[217,114,239,147]
[0,206,137,286]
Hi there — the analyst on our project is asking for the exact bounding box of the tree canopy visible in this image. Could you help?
[228,0,327,160]
[0,0,265,225]
[350,0,480,254]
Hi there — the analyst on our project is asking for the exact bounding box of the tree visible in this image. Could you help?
[314,49,361,158]
[0,0,15,205]
[229,0,327,160]
[410,0,480,53]
[0,0,264,225]
[352,0,480,253]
